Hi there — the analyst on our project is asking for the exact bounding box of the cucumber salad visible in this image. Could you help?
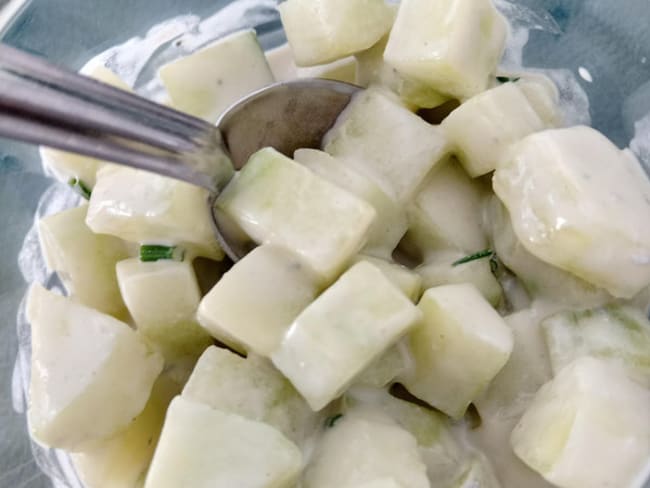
[24,0,650,487]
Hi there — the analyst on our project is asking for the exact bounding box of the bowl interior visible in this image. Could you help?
[0,0,649,486]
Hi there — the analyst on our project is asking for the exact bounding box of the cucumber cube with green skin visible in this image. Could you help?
[271,262,421,411]
[86,166,225,260]
[384,0,507,99]
[442,79,560,177]
[116,258,213,362]
[541,305,650,386]
[351,255,423,302]
[72,373,181,488]
[356,32,448,110]
[402,283,513,419]
[182,346,315,446]
[485,196,612,308]
[144,396,302,488]
[405,158,488,258]
[294,149,408,259]
[511,357,650,488]
[197,244,320,356]
[26,284,163,451]
[278,0,394,67]
[265,43,357,83]
[215,148,376,283]
[303,406,429,488]
[417,250,502,307]
[493,126,650,298]
[40,63,129,187]
[39,205,130,320]
[323,87,449,204]
[159,29,274,122]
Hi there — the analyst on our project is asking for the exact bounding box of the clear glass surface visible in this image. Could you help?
[0,0,648,486]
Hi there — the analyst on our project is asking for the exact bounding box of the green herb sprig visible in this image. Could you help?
[68,178,92,200]
[452,249,494,267]
[140,245,185,262]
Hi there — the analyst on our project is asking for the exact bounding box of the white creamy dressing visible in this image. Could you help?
[15,0,650,487]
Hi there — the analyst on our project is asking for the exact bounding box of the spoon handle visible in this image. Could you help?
[0,43,233,192]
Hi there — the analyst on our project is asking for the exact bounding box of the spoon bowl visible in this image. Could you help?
[218,79,360,170]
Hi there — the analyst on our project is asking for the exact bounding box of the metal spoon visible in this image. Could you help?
[0,42,359,261]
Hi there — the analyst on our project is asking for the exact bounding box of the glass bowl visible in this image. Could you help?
[0,0,648,486]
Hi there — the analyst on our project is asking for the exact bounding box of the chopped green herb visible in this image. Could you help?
[140,245,184,262]
[496,76,520,83]
[68,177,92,200]
[452,249,494,267]
[324,413,344,429]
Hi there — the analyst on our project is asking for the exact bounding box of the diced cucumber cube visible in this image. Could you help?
[294,149,408,259]
[493,126,650,298]
[26,284,163,451]
[471,414,556,488]
[467,311,556,488]
[541,306,650,386]
[454,456,502,488]
[72,373,181,488]
[347,259,421,389]
[353,340,411,388]
[40,63,129,186]
[297,57,357,83]
[39,204,129,319]
[264,43,297,81]
[303,406,429,488]
[182,346,315,445]
[86,166,225,260]
[40,146,104,190]
[323,87,449,203]
[416,250,502,307]
[356,390,469,486]
[215,148,376,282]
[265,43,357,83]
[511,358,650,488]
[144,396,302,488]
[442,79,560,177]
[116,258,212,362]
[485,196,612,307]
[515,73,563,127]
[197,244,320,355]
[628,285,650,317]
[384,0,507,99]
[356,31,448,110]
[405,158,488,258]
[351,255,423,302]
[278,0,393,66]
[403,283,513,419]
[159,29,274,122]
[474,309,553,420]
[271,262,421,410]
[356,480,404,488]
